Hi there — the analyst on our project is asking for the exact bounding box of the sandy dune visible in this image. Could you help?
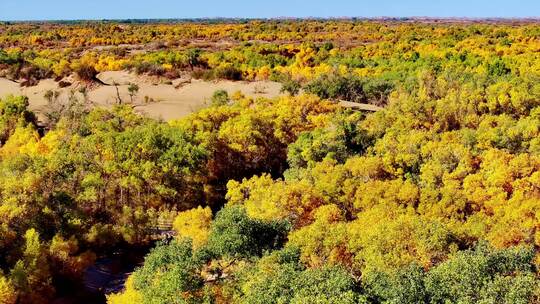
[0,71,284,122]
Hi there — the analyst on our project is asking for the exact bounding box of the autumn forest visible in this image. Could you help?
[0,19,539,303]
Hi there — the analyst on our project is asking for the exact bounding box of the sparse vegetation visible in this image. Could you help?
[127,83,139,103]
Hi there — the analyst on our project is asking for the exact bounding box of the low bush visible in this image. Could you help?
[132,62,166,76]
[75,63,98,81]
[214,66,243,81]
[211,89,229,106]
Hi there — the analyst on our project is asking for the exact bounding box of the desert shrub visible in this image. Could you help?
[43,91,88,128]
[132,62,166,76]
[128,83,139,103]
[211,90,229,106]
[13,63,52,85]
[191,69,215,81]
[186,48,203,69]
[163,69,182,79]
[75,63,98,81]
[280,78,301,96]
[214,66,243,81]
[0,50,22,65]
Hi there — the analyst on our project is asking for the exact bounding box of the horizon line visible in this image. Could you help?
[2,16,540,23]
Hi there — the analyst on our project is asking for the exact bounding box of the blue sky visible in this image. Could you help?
[0,0,539,21]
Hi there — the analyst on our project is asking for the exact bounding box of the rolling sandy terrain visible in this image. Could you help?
[0,71,284,122]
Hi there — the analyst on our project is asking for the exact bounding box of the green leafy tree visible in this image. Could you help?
[365,244,539,304]
[207,205,289,259]
[239,247,364,304]
[131,239,206,304]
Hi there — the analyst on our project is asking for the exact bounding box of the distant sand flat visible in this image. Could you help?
[0,71,284,122]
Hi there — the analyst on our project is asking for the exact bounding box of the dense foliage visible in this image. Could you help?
[0,93,333,303]
[0,20,539,303]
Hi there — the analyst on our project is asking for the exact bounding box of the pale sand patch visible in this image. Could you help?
[96,71,145,86]
[0,78,62,120]
[135,79,283,121]
[0,78,22,97]
[0,71,284,122]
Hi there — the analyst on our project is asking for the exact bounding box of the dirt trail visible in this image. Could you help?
[0,71,284,121]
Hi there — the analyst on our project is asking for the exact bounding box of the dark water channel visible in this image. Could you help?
[51,247,148,304]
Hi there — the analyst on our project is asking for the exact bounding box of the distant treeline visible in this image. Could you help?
[2,17,539,25]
